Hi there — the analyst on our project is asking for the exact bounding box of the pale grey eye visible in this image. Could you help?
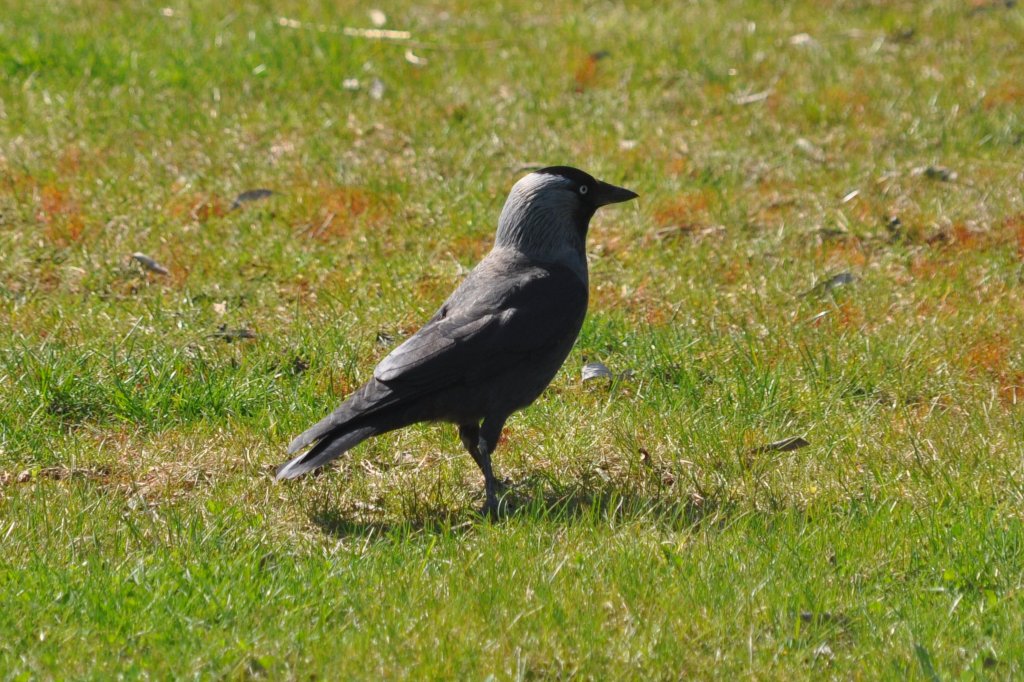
[579,185,589,195]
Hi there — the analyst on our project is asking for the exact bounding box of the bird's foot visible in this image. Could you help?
[480,484,510,519]
[480,499,499,520]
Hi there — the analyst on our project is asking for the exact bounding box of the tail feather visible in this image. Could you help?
[280,378,414,480]
[287,410,342,455]
[287,379,401,455]
[276,425,379,480]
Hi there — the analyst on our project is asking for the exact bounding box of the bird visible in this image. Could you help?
[276,166,638,514]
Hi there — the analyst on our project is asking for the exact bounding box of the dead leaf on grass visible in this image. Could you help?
[574,50,610,91]
[582,362,614,382]
[131,252,169,275]
[291,356,310,374]
[913,165,958,182]
[229,188,274,210]
[802,272,856,297]
[749,436,810,454]
[210,324,257,342]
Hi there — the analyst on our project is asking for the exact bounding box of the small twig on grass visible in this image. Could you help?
[274,15,505,51]
[308,212,336,240]
[731,89,773,106]
[276,16,412,42]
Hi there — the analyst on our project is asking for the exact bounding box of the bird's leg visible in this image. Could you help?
[458,423,482,468]
[477,416,508,516]
[459,422,497,515]
[459,419,507,516]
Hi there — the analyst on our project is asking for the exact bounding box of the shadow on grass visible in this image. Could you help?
[307,472,721,540]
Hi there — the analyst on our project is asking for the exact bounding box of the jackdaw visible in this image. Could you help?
[277,166,638,513]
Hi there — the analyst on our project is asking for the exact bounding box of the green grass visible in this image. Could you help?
[2,0,1024,678]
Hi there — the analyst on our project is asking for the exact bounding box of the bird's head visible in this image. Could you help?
[494,166,638,261]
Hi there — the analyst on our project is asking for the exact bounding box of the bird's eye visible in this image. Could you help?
[579,185,589,195]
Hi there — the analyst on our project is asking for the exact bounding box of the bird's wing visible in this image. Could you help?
[372,262,588,392]
[284,261,587,457]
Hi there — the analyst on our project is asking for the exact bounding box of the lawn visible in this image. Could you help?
[2,0,1023,678]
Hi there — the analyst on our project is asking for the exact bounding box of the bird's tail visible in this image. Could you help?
[277,378,415,480]
[275,424,380,480]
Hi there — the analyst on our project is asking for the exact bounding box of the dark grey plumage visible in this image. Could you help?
[277,166,638,513]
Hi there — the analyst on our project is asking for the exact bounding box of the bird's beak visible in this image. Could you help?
[594,180,639,207]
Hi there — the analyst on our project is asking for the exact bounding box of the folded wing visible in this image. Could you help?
[284,261,587,458]
[373,262,587,393]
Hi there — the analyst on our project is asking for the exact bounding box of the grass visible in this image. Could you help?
[1,0,1023,678]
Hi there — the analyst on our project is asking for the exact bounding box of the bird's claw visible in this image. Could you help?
[480,484,511,519]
